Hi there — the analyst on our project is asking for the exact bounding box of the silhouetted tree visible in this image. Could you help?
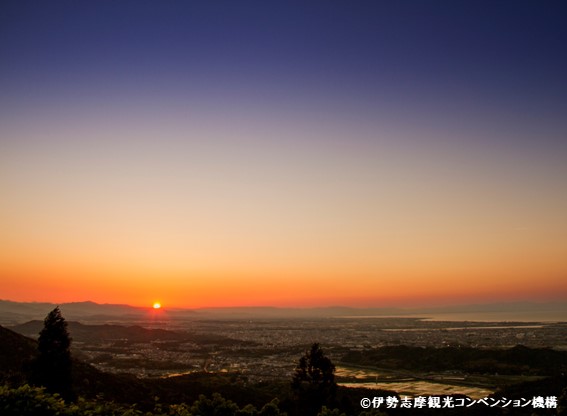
[292,343,336,416]
[292,343,336,390]
[31,307,74,400]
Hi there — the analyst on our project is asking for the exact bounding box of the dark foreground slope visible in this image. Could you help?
[0,325,36,384]
[0,325,155,404]
[0,325,279,410]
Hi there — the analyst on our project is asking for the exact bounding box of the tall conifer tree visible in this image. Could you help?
[32,307,74,400]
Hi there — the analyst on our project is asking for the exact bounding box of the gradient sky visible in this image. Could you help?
[1,1,566,308]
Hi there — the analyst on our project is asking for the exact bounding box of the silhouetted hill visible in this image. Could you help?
[0,325,36,379]
[0,323,274,409]
[0,324,156,403]
[0,300,57,325]
[9,320,255,348]
[9,320,187,342]
[342,344,567,375]
[0,300,149,324]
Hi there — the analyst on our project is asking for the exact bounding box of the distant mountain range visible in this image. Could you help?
[0,300,149,325]
[1,299,566,325]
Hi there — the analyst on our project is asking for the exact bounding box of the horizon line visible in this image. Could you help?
[3,298,567,311]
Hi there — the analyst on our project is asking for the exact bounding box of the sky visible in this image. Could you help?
[1,1,566,309]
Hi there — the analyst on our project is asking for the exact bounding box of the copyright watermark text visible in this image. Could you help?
[360,395,557,409]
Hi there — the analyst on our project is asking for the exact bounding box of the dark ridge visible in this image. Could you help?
[0,325,37,376]
[8,320,257,346]
[9,320,187,342]
[341,345,567,375]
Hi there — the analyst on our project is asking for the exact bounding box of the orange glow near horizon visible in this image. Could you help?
[153,302,161,309]
[2,218,566,309]
[1,259,566,309]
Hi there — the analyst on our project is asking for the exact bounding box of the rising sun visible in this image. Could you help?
[153,302,161,309]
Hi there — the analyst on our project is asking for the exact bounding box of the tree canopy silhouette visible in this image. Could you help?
[292,343,336,415]
[32,307,74,400]
[292,343,336,390]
